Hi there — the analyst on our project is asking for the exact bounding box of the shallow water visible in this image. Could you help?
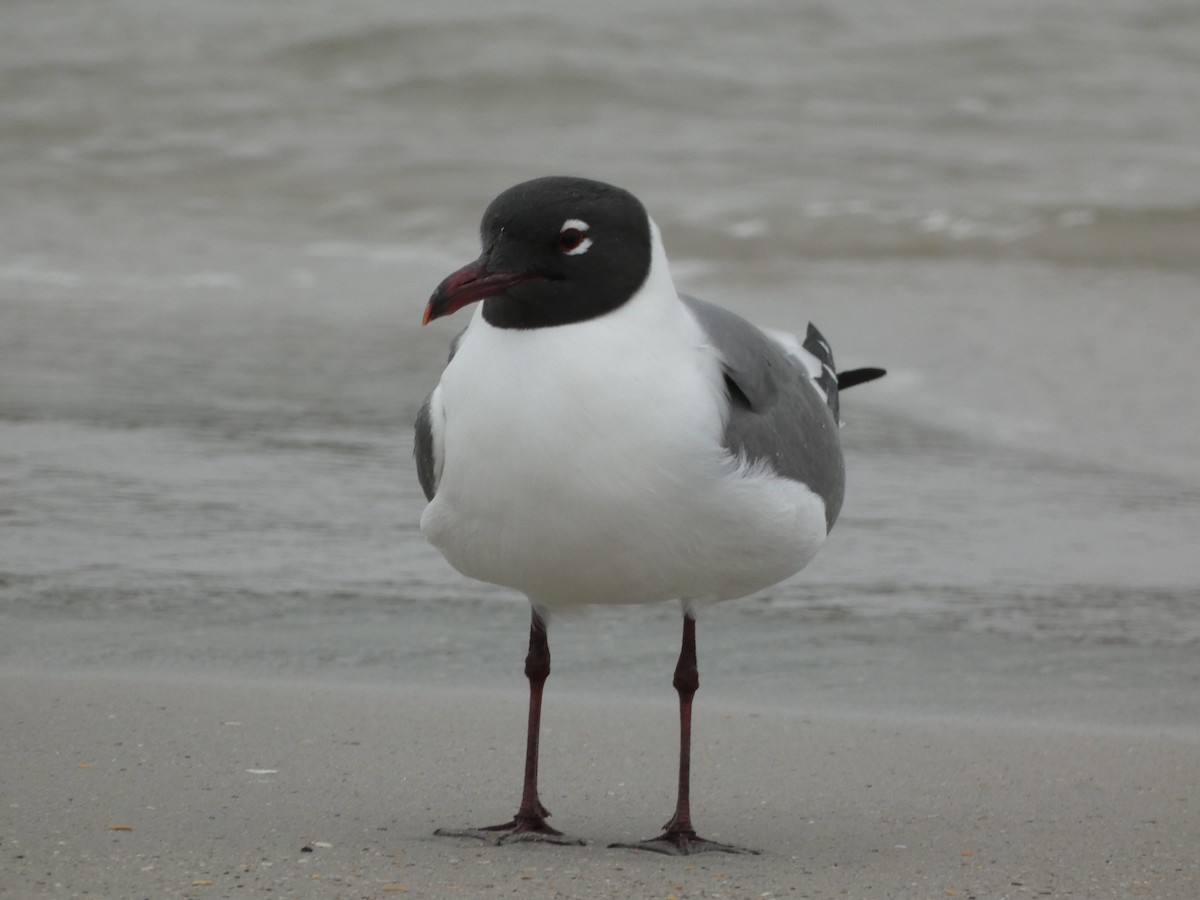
[2,0,1198,730]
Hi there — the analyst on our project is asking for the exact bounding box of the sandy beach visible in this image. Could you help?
[4,669,1196,899]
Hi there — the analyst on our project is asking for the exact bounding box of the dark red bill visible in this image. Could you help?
[423,256,543,325]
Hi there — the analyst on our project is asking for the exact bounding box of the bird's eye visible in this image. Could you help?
[559,219,593,256]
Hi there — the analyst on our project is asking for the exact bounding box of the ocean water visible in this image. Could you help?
[2,0,1198,730]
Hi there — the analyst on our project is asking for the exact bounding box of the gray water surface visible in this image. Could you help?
[2,0,1198,732]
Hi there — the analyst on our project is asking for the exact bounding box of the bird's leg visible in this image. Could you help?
[610,613,757,856]
[435,609,583,846]
[509,609,557,830]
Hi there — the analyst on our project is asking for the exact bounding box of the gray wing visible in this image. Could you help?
[413,328,465,502]
[681,294,845,531]
[414,392,438,501]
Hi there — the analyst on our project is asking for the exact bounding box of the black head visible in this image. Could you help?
[423,176,653,330]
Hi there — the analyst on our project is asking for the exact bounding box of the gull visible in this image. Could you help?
[415,176,883,854]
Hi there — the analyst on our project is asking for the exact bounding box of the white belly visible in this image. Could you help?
[420,295,828,611]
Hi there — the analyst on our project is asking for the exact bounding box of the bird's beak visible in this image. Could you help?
[423,255,542,325]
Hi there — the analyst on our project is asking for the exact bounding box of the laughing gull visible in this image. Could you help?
[415,176,883,855]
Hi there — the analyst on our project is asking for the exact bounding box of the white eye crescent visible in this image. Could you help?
[559,218,593,256]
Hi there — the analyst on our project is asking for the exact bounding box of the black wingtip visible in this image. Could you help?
[836,367,887,390]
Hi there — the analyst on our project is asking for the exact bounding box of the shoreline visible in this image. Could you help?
[4,669,1197,897]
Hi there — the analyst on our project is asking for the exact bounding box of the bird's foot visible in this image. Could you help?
[609,827,757,856]
[435,811,585,847]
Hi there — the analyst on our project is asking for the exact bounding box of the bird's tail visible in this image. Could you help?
[768,323,886,422]
[801,323,842,419]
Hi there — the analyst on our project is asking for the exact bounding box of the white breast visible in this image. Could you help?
[420,226,828,610]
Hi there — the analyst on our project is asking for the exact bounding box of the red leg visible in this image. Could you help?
[610,614,756,855]
[435,610,583,846]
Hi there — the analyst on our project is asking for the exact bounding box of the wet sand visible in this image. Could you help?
[4,670,1196,898]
